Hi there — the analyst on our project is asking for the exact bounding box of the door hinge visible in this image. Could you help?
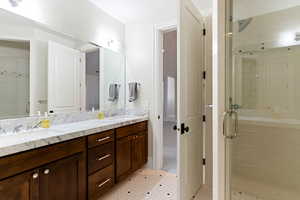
[202,158,206,165]
[202,115,206,122]
[202,71,206,79]
[203,29,206,36]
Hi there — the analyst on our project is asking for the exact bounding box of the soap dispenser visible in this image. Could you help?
[41,112,51,128]
[98,111,105,120]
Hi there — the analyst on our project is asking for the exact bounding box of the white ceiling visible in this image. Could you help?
[234,0,300,19]
[89,0,212,24]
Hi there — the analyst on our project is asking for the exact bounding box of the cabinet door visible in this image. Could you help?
[39,153,86,200]
[0,170,39,200]
[132,134,147,171]
[116,136,132,181]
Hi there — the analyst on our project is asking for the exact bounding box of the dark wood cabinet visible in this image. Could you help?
[0,138,86,200]
[0,121,147,200]
[88,142,114,175]
[0,154,85,200]
[132,133,147,171]
[39,153,86,200]
[88,165,114,200]
[116,122,148,182]
[116,136,133,180]
[0,170,38,200]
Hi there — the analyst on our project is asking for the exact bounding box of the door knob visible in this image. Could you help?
[181,123,189,135]
[184,126,189,132]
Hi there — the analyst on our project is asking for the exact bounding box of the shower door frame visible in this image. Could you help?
[212,0,228,199]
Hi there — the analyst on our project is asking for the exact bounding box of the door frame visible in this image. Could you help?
[212,0,227,199]
[153,21,177,170]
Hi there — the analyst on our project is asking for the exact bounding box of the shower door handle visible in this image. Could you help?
[223,110,238,139]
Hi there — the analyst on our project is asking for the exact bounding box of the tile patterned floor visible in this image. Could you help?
[100,168,212,200]
[99,168,264,200]
[100,169,178,200]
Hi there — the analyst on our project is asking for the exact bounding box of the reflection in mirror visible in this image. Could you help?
[0,9,126,119]
[82,46,125,113]
[85,47,100,111]
[0,40,30,119]
[100,48,125,111]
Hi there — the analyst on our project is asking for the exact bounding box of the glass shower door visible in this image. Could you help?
[225,0,300,200]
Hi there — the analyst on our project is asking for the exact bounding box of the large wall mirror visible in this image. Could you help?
[0,9,126,120]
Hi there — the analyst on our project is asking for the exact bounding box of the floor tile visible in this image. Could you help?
[98,169,177,200]
[99,169,212,200]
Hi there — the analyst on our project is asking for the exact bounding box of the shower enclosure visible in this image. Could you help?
[225,1,300,200]
[0,40,30,119]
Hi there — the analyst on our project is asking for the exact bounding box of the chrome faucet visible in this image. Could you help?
[13,125,23,133]
[32,121,42,129]
[0,127,6,135]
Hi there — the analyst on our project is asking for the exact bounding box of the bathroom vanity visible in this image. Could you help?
[0,117,148,200]
[0,6,146,200]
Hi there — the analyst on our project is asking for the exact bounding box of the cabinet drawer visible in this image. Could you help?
[88,165,114,200]
[88,142,114,175]
[116,121,147,139]
[88,130,114,148]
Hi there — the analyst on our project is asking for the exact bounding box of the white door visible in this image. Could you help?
[177,0,204,199]
[48,41,81,113]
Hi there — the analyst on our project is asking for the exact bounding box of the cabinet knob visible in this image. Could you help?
[44,169,50,175]
[32,173,39,179]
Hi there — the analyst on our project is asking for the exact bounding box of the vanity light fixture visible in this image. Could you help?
[9,0,22,7]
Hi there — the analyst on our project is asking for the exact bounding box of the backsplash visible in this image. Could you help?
[0,108,148,136]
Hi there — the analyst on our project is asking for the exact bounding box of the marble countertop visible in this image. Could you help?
[0,115,148,158]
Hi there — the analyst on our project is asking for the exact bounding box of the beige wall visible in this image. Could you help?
[236,45,300,120]
[232,119,300,199]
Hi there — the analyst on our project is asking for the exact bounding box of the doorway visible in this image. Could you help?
[85,48,100,111]
[0,40,30,119]
[162,30,178,174]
